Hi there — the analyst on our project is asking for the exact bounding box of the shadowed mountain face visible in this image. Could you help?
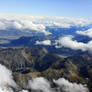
[0,47,92,91]
[0,47,61,72]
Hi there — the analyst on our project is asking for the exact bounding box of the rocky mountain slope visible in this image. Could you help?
[0,47,92,91]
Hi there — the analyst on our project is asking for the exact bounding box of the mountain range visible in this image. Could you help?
[0,15,92,92]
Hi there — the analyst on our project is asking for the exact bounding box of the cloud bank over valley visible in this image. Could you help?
[0,15,92,36]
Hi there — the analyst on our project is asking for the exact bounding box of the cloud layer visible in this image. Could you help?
[28,77,53,92]
[76,28,92,38]
[55,35,92,53]
[0,15,92,35]
[0,64,17,87]
[54,78,89,92]
[0,19,50,35]
[0,64,17,92]
[36,40,51,45]
[28,77,89,92]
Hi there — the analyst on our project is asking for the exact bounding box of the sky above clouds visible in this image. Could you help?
[0,0,92,19]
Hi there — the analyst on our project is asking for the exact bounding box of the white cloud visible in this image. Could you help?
[0,64,17,87]
[28,77,89,92]
[28,77,53,92]
[0,19,51,35]
[0,64,17,92]
[0,15,92,36]
[20,90,29,92]
[55,35,92,53]
[17,20,51,35]
[76,28,92,38]
[0,87,14,92]
[54,78,89,92]
[0,64,30,92]
[36,40,51,45]
[51,22,71,28]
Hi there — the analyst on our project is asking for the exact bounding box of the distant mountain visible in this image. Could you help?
[0,33,91,56]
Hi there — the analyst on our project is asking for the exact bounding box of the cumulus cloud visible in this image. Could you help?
[36,40,51,45]
[28,77,89,92]
[54,78,89,92]
[0,87,14,92]
[55,35,92,52]
[0,15,92,36]
[0,64,17,87]
[0,64,17,92]
[0,19,51,35]
[28,77,53,92]
[0,64,28,92]
[52,22,71,28]
[17,20,51,35]
[76,28,92,38]
[20,90,29,92]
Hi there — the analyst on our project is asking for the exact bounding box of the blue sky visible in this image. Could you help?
[0,0,92,19]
